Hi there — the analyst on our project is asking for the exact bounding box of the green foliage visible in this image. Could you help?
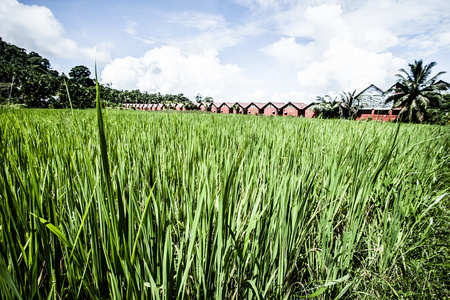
[0,108,448,299]
[0,37,197,108]
[425,94,450,125]
[386,60,448,123]
[340,90,362,119]
[313,95,342,118]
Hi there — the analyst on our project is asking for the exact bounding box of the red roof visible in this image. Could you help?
[282,102,308,110]
[234,102,251,108]
[263,102,286,109]
[219,102,236,108]
[248,102,267,108]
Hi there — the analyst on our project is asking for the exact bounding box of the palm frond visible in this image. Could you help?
[392,60,447,122]
[422,71,446,88]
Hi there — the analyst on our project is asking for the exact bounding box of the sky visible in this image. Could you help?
[1,0,450,103]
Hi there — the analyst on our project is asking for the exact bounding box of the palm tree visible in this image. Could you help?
[313,95,341,118]
[386,60,448,122]
[340,90,360,119]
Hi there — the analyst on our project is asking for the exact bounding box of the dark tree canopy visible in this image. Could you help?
[0,37,196,109]
[69,65,91,81]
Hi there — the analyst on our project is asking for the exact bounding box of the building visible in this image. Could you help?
[219,102,235,114]
[247,102,265,115]
[263,102,285,116]
[198,103,208,112]
[282,102,307,117]
[210,103,220,113]
[234,102,249,114]
[355,84,391,109]
[356,108,401,121]
[435,80,450,94]
[305,103,316,118]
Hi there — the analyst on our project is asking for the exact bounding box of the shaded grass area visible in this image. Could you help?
[0,108,449,299]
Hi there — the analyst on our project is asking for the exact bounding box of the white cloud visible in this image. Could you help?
[7,0,446,102]
[0,0,111,65]
[125,21,138,36]
[164,12,263,55]
[232,0,297,10]
[167,12,226,31]
[261,37,317,67]
[101,46,244,99]
[246,89,265,100]
[297,39,405,92]
[269,90,313,103]
[261,1,429,95]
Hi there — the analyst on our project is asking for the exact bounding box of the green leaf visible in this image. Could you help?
[0,263,23,300]
[308,286,327,298]
[30,213,72,248]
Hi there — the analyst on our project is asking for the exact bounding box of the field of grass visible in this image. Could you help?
[0,107,449,299]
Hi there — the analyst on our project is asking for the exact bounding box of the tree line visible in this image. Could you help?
[1,37,449,123]
[0,37,195,109]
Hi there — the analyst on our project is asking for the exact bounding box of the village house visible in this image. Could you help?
[198,103,208,112]
[234,102,248,114]
[356,107,401,121]
[263,102,286,116]
[247,102,265,115]
[219,102,235,114]
[282,102,307,117]
[210,103,220,113]
[124,80,450,122]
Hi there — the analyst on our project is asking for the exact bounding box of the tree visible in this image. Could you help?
[28,51,51,73]
[340,90,361,119]
[69,65,94,87]
[195,93,203,103]
[424,93,450,125]
[385,60,448,122]
[69,65,91,80]
[312,95,341,118]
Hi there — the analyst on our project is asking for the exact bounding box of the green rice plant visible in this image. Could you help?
[0,105,448,299]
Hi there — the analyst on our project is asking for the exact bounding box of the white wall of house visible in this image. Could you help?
[357,85,391,108]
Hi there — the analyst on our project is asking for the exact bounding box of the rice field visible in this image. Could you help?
[0,106,449,299]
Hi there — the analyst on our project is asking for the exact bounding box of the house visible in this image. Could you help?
[281,102,307,117]
[356,107,401,121]
[356,84,391,109]
[198,103,208,112]
[219,102,235,114]
[435,80,450,94]
[210,103,221,113]
[304,103,316,118]
[234,102,249,114]
[263,102,286,116]
[247,102,265,115]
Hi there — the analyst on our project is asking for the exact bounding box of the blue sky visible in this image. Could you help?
[1,0,450,103]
